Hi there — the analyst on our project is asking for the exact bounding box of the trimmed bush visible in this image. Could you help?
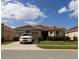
[47,36,70,41]
[73,37,78,41]
[38,37,46,43]
[64,36,70,41]
[38,36,71,41]
[13,37,19,41]
[47,36,64,41]
[38,37,44,41]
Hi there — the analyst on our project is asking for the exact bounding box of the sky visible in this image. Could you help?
[1,0,78,29]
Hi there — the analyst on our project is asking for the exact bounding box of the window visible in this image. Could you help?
[22,33,32,36]
[56,31,59,36]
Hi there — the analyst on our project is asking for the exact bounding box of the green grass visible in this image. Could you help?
[38,41,78,49]
[38,45,78,49]
[1,40,15,45]
[38,41,77,45]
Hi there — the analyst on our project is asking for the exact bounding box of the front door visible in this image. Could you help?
[42,31,48,39]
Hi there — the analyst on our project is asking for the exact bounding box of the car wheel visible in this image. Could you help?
[20,42,22,44]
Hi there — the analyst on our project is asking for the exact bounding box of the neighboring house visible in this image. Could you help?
[15,25,65,43]
[1,23,16,41]
[66,25,78,40]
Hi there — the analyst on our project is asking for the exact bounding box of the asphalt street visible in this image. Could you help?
[1,50,78,59]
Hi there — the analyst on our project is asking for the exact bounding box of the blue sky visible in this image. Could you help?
[1,0,78,29]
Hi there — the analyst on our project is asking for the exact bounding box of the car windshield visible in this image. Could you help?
[22,33,32,36]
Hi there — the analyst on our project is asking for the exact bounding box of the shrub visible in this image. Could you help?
[47,36,70,41]
[73,37,78,41]
[13,37,19,41]
[38,37,44,41]
[38,36,71,41]
[47,36,63,41]
[64,36,70,41]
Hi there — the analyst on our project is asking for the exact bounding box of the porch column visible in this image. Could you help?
[54,30,56,36]
[59,31,62,36]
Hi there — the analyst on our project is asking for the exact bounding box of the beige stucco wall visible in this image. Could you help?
[3,29,17,40]
[4,31,16,40]
[1,24,17,41]
[68,31,78,40]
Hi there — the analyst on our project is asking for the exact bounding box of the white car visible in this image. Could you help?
[20,33,33,44]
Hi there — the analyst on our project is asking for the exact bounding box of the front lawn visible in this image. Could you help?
[38,41,78,49]
[38,41,77,45]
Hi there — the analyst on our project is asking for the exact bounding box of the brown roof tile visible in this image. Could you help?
[67,25,78,33]
[1,23,16,32]
[15,24,65,31]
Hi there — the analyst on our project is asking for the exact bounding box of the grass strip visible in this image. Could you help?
[38,45,78,49]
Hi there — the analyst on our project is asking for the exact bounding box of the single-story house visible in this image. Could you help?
[1,23,17,41]
[2,23,78,43]
[66,25,78,40]
[15,25,66,43]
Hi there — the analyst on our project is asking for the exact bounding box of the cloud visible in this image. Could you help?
[1,19,8,23]
[24,21,39,25]
[68,0,78,17]
[58,0,78,17]
[1,0,47,27]
[58,7,67,13]
[1,18,16,28]
[1,0,46,20]
[24,19,44,25]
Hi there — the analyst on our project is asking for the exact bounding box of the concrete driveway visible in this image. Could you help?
[1,42,43,50]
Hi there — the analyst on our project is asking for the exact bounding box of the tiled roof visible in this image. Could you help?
[1,23,16,32]
[67,25,78,33]
[15,24,65,31]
